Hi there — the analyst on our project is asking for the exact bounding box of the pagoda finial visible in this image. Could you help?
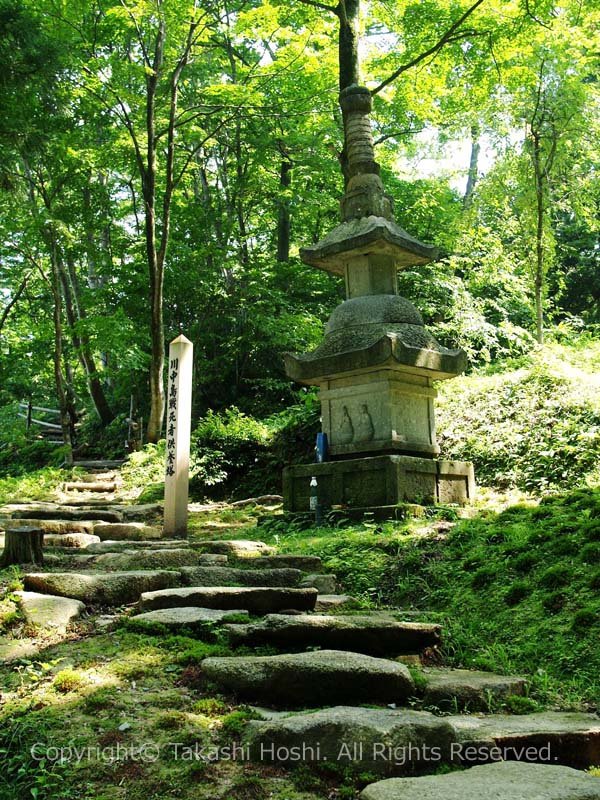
[339,85,394,222]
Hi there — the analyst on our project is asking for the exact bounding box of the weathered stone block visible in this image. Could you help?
[283,455,474,513]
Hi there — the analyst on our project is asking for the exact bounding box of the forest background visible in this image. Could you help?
[0,0,598,499]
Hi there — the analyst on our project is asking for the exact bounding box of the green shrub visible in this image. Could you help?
[538,565,572,589]
[589,570,600,590]
[513,553,537,573]
[219,708,261,740]
[504,695,540,714]
[190,398,319,500]
[572,607,598,632]
[192,698,228,716]
[542,591,567,613]
[120,441,167,491]
[52,669,86,694]
[472,566,496,589]
[583,520,600,541]
[580,543,600,564]
[437,348,600,493]
[505,580,530,606]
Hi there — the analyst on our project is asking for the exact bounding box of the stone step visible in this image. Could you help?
[315,594,355,612]
[15,591,85,634]
[245,705,455,774]
[360,762,600,800]
[190,540,276,558]
[298,573,338,593]
[91,551,226,571]
[92,523,161,541]
[132,607,250,629]
[245,706,600,776]
[420,668,528,711]
[202,650,415,707]
[44,533,101,549]
[63,482,117,493]
[120,503,162,521]
[225,613,441,656]
[11,506,123,523]
[449,711,600,770]
[24,571,181,605]
[83,540,200,553]
[138,586,318,615]
[240,555,323,572]
[73,460,124,470]
[0,518,96,535]
[72,472,118,483]
[179,566,303,588]
[49,553,97,568]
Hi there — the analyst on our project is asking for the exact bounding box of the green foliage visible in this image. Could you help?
[0,711,73,800]
[219,708,261,741]
[0,404,67,478]
[51,669,86,694]
[120,441,166,495]
[75,413,129,460]
[538,565,572,589]
[504,580,530,606]
[437,345,600,492]
[190,398,319,500]
[0,467,67,506]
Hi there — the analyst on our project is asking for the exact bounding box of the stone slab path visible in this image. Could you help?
[202,649,416,706]
[138,585,318,615]
[2,469,600,798]
[225,612,441,656]
[360,762,600,800]
[15,590,84,633]
[24,570,181,604]
[133,606,250,628]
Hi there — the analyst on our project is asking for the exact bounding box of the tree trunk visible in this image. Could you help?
[532,132,545,345]
[61,254,114,426]
[1,527,44,567]
[337,0,361,186]
[145,16,168,445]
[276,158,292,262]
[49,237,74,465]
[338,0,360,91]
[144,178,165,443]
[63,356,79,446]
[463,123,481,209]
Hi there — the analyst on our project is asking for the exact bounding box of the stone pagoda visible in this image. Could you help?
[283,85,474,516]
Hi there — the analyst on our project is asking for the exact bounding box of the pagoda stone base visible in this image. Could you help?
[283,455,475,515]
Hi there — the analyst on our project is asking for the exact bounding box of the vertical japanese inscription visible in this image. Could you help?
[165,356,179,477]
[163,335,193,537]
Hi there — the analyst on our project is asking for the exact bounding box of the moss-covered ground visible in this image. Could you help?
[3,488,599,798]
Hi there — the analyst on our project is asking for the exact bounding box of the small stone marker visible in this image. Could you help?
[163,334,193,538]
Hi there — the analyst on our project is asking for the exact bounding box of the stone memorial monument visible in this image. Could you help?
[283,85,474,516]
[164,334,193,537]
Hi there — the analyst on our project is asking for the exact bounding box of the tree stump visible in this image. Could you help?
[0,526,44,567]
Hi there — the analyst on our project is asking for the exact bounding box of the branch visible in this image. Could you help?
[0,272,31,334]
[172,115,238,190]
[530,57,546,131]
[371,0,487,96]
[296,0,339,13]
[79,67,146,180]
[374,128,424,145]
[119,0,151,66]
[524,0,553,29]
